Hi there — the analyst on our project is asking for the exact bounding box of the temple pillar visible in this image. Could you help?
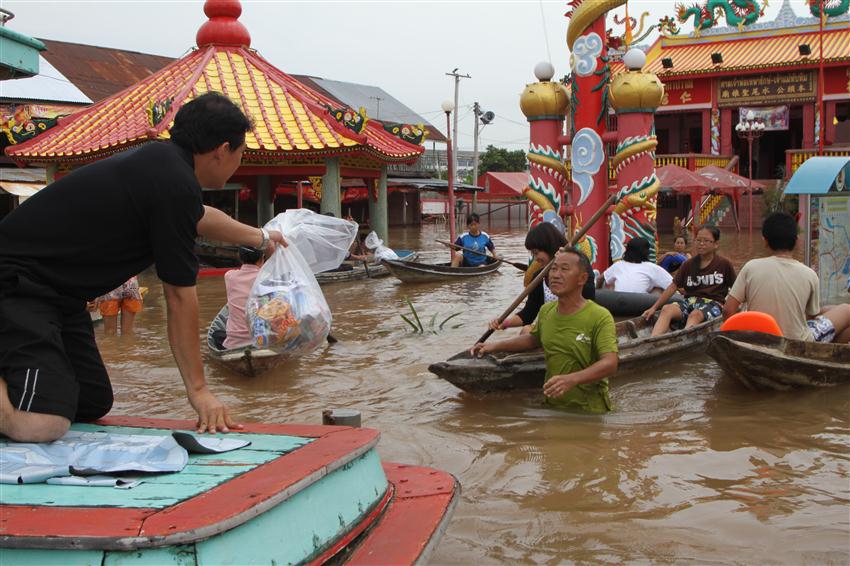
[802,103,815,149]
[368,167,389,244]
[825,101,837,146]
[720,108,734,156]
[46,163,58,184]
[256,175,274,226]
[321,157,341,217]
[701,109,711,155]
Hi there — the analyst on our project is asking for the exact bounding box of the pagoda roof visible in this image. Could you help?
[644,23,849,79]
[7,2,423,165]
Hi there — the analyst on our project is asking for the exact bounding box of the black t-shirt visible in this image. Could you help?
[0,141,203,300]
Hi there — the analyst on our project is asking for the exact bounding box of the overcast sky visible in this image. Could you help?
[2,0,816,150]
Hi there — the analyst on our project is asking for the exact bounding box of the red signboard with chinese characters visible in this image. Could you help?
[659,77,712,107]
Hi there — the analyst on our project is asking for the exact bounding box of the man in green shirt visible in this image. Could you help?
[471,249,619,413]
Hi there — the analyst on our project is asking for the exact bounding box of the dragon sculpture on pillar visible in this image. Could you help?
[807,0,850,17]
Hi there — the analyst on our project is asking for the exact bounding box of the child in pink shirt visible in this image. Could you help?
[223,246,264,350]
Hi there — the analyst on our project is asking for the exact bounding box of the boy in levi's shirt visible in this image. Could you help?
[642,225,736,337]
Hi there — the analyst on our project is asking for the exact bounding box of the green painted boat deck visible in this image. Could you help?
[0,423,314,509]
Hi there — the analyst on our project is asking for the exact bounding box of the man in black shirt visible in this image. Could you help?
[0,92,285,442]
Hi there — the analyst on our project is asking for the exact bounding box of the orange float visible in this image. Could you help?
[720,311,783,336]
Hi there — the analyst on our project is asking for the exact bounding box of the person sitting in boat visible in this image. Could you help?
[722,212,850,344]
[642,225,736,337]
[601,237,673,294]
[223,246,265,350]
[473,249,618,414]
[489,222,595,333]
[451,213,500,268]
[0,92,287,442]
[658,235,691,274]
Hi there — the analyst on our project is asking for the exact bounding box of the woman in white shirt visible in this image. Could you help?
[602,237,673,294]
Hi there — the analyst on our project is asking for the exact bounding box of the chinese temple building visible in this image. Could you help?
[5,0,426,242]
[641,0,849,180]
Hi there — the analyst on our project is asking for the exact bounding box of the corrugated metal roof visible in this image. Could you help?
[293,75,446,143]
[39,39,175,102]
[0,56,91,104]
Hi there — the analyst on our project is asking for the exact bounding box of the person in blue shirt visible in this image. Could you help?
[451,213,500,267]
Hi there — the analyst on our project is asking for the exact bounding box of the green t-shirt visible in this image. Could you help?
[530,300,618,413]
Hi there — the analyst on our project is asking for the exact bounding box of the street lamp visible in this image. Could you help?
[735,110,765,236]
[442,99,457,243]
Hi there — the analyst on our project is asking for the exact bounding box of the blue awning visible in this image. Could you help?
[784,157,850,195]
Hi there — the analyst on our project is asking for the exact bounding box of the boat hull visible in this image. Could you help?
[206,305,283,377]
[707,330,850,390]
[429,316,721,392]
[383,258,502,283]
[315,250,418,285]
[0,416,458,565]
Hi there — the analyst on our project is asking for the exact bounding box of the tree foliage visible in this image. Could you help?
[477,145,527,177]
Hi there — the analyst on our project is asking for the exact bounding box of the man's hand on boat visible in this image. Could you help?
[641,305,657,321]
[188,386,241,434]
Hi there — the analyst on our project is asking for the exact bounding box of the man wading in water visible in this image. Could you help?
[0,92,286,442]
[471,249,619,413]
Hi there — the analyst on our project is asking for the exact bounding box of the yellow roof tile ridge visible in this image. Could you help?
[148,46,218,141]
[246,49,363,148]
[242,54,286,151]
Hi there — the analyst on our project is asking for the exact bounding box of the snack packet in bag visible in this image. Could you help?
[246,210,356,355]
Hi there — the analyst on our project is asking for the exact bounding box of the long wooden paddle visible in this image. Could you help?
[436,239,528,271]
[475,193,617,345]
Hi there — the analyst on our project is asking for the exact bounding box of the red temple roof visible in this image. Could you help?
[7,0,423,165]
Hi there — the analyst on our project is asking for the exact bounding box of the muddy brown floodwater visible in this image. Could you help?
[98,223,849,565]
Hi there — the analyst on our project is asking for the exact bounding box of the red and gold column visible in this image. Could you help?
[566,0,626,269]
[520,63,570,229]
[609,49,664,261]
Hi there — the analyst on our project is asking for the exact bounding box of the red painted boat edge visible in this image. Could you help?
[306,484,395,566]
[343,462,460,566]
[0,416,379,550]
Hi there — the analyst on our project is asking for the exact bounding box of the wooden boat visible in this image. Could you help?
[428,315,721,393]
[707,330,850,390]
[206,306,282,377]
[316,250,418,285]
[383,256,502,284]
[0,416,458,565]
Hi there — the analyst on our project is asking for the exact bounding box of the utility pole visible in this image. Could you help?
[472,102,481,212]
[446,68,470,204]
[369,95,384,120]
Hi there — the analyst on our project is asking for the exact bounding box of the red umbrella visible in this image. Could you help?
[698,165,765,192]
[656,164,713,193]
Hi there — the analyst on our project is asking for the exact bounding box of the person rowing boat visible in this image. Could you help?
[471,248,618,413]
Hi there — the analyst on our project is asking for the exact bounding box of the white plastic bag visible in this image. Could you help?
[268,209,358,274]
[245,209,355,355]
[363,231,399,263]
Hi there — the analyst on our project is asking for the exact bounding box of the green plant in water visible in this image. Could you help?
[400,297,462,334]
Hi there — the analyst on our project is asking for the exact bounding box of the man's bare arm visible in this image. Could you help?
[162,282,241,433]
[197,206,286,249]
